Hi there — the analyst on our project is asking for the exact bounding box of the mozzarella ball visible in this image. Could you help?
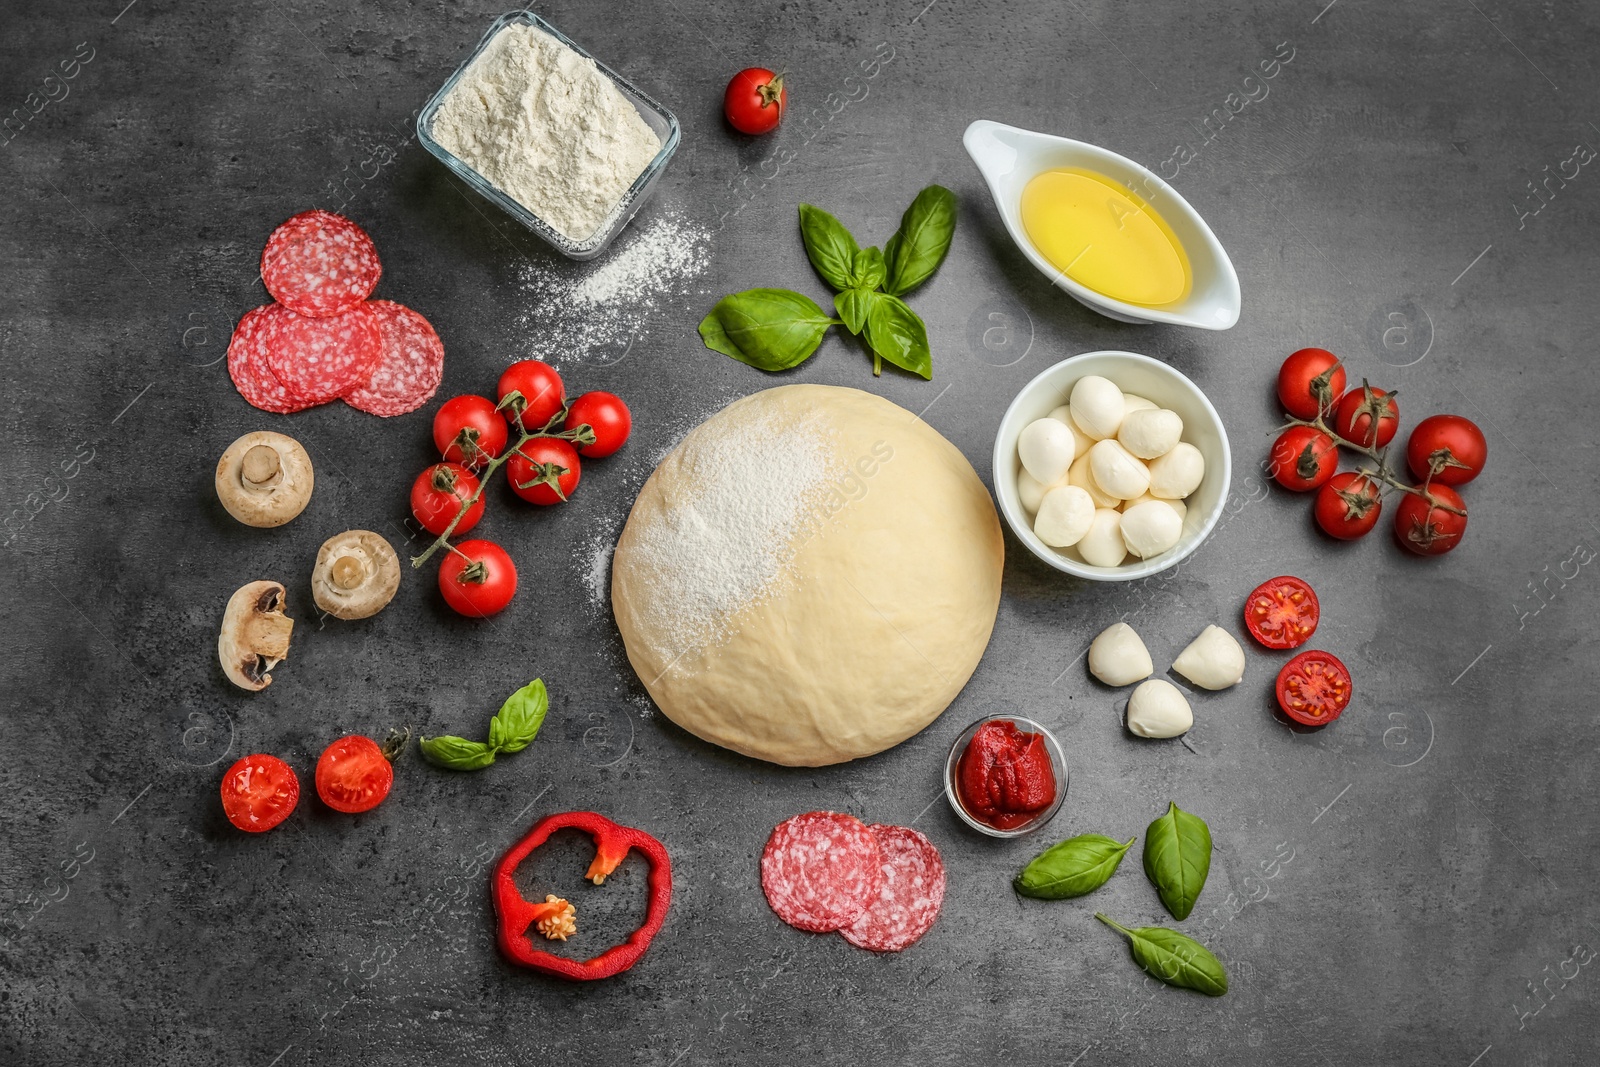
[1069,454,1121,508]
[1120,393,1158,414]
[1034,486,1095,548]
[1018,469,1049,513]
[1088,622,1153,686]
[1126,679,1193,738]
[1148,442,1205,499]
[1076,508,1127,568]
[1018,418,1076,486]
[1120,499,1184,558]
[1088,439,1151,501]
[1049,405,1097,457]
[1117,408,1184,460]
[1171,624,1246,690]
[1122,493,1186,522]
[1069,375,1126,440]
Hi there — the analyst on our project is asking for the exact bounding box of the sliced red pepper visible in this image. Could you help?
[492,810,672,981]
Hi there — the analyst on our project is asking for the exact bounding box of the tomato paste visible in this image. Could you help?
[956,720,1056,830]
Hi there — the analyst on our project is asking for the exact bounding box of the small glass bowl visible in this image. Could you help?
[416,10,682,260]
[945,715,1069,838]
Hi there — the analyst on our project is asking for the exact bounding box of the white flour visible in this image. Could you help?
[432,22,661,243]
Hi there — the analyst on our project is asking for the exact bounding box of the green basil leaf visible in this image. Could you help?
[1015,834,1135,900]
[863,293,932,379]
[489,678,548,755]
[703,289,834,372]
[697,309,747,362]
[798,203,860,291]
[1096,914,1228,996]
[1143,801,1213,920]
[883,184,958,296]
[419,734,497,771]
[850,246,886,290]
[834,288,877,336]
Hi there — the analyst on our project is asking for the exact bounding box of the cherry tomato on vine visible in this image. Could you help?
[220,754,300,833]
[1332,382,1399,449]
[497,360,566,435]
[315,735,395,814]
[1393,484,1468,556]
[1244,576,1320,650]
[438,539,518,617]
[566,391,632,458]
[1406,414,1486,486]
[1275,650,1352,726]
[410,462,484,536]
[507,438,582,505]
[433,395,507,468]
[1276,348,1345,421]
[723,67,787,135]
[1314,471,1383,540]
[1269,426,1339,492]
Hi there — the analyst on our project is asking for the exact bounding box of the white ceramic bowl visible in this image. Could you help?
[993,351,1231,581]
[963,119,1240,330]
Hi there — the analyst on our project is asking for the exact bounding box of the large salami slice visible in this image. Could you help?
[343,300,445,417]
[261,210,381,318]
[761,812,884,933]
[226,304,304,414]
[263,302,382,406]
[840,825,946,953]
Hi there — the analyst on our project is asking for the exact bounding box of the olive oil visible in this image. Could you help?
[1019,168,1191,307]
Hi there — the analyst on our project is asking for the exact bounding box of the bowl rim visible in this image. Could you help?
[992,350,1233,582]
[944,714,1069,838]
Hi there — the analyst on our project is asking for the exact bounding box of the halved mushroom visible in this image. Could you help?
[312,530,400,620]
[219,580,294,691]
[215,432,314,527]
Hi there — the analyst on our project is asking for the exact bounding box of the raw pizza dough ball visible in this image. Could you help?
[1034,485,1094,548]
[1069,453,1120,509]
[1088,439,1151,501]
[1118,408,1184,460]
[1172,625,1246,690]
[1088,622,1153,686]
[1120,499,1183,558]
[612,385,1004,767]
[1018,418,1076,486]
[1077,508,1127,568]
[1069,376,1126,440]
[1149,442,1206,499]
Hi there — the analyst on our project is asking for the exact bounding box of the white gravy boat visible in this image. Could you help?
[963,119,1241,330]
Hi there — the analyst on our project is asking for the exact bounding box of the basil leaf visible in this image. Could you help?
[419,734,497,771]
[798,203,860,291]
[850,246,886,290]
[834,288,876,336]
[697,309,747,362]
[702,289,835,372]
[1096,914,1228,996]
[883,184,958,296]
[489,678,548,755]
[1015,834,1135,900]
[1143,801,1213,920]
[863,293,932,379]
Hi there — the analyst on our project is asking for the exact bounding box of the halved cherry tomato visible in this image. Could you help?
[497,360,566,435]
[220,754,300,833]
[1269,426,1339,491]
[1406,414,1486,486]
[565,391,632,458]
[1393,484,1468,556]
[1275,650,1352,726]
[438,539,518,617]
[1244,576,1320,650]
[315,735,394,814]
[1332,382,1399,448]
[1276,348,1345,420]
[410,462,484,536]
[1315,471,1383,540]
[433,395,508,468]
[506,439,581,505]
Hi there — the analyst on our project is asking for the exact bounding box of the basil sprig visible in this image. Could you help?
[1015,834,1136,900]
[420,678,549,771]
[1143,801,1213,920]
[1095,914,1229,996]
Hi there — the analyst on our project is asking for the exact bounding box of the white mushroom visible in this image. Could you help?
[1120,393,1159,414]
[1069,375,1126,440]
[1126,679,1194,738]
[1034,485,1095,548]
[1148,442,1206,499]
[215,431,314,528]
[1088,622,1153,686]
[1069,453,1121,509]
[1117,408,1184,460]
[1048,405,1096,458]
[1171,625,1246,690]
[1088,439,1151,501]
[1018,469,1051,513]
[312,530,401,620]
[1018,418,1077,486]
[219,580,294,692]
[1122,492,1187,522]
[1120,499,1184,558]
[1077,508,1127,568]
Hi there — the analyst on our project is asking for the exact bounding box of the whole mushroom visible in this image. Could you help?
[219,580,294,692]
[312,530,401,620]
[215,431,315,527]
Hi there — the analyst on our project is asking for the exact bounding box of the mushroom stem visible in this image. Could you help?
[240,444,283,489]
[331,555,365,590]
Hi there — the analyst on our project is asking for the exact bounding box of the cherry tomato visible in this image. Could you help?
[506,438,581,505]
[438,539,518,617]
[1276,348,1346,421]
[1332,382,1399,448]
[565,391,632,458]
[1314,471,1383,540]
[410,463,484,536]
[1393,484,1468,556]
[220,754,300,833]
[315,735,394,814]
[497,360,566,435]
[1244,576,1320,650]
[1269,426,1339,491]
[1275,650,1352,726]
[1406,414,1487,486]
[432,395,507,468]
[723,67,787,135]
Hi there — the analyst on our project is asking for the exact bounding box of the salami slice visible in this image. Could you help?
[343,300,445,417]
[261,210,381,318]
[761,812,884,933]
[263,302,382,406]
[840,825,946,953]
[227,304,305,414]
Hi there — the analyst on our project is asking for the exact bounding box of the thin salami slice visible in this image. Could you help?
[263,302,381,406]
[227,304,305,414]
[261,210,382,318]
[343,300,445,417]
[840,825,946,953]
[761,812,884,934]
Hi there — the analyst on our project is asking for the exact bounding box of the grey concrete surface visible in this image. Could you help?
[2,1,1596,1064]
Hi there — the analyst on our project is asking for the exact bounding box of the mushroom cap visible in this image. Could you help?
[311,530,400,620]
[215,431,314,528]
[219,580,294,691]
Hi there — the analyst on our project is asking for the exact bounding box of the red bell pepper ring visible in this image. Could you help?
[492,810,672,980]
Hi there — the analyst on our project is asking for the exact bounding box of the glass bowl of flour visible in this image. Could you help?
[418,11,681,260]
